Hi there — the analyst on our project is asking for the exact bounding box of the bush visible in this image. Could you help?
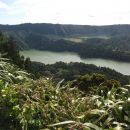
[0,59,130,130]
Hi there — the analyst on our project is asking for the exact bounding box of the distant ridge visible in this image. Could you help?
[1,23,130,49]
[1,23,130,36]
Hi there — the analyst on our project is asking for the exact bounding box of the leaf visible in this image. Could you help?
[16,71,30,76]
[83,123,101,130]
[112,126,125,130]
[56,79,64,93]
[103,117,114,126]
[90,109,106,115]
[47,121,75,127]
[40,128,50,130]
[76,114,85,119]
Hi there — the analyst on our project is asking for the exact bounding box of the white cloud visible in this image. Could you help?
[0,1,10,9]
[1,0,130,25]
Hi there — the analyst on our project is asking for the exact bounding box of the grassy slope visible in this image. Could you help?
[0,59,130,130]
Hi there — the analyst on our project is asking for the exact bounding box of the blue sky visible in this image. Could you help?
[0,0,130,25]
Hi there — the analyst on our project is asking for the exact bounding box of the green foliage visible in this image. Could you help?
[31,62,129,85]
[0,58,29,84]
[70,73,121,94]
[0,59,91,129]
[0,31,130,130]
[0,59,130,130]
[0,32,32,71]
[1,24,130,61]
[48,85,130,130]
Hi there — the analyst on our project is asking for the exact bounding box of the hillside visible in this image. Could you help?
[0,32,130,129]
[1,23,130,62]
[1,23,130,36]
[1,59,130,130]
[0,32,130,86]
[0,23,130,48]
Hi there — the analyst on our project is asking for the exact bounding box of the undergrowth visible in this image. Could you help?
[0,59,130,130]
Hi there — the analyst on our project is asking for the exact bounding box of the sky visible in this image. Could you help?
[0,0,130,25]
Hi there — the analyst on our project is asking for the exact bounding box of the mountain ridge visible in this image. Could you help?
[1,23,130,36]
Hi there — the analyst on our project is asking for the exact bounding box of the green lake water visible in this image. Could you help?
[20,50,130,75]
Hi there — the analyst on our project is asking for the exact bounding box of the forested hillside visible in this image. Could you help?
[0,32,129,84]
[1,23,130,48]
[1,23,130,61]
[1,23,130,36]
[23,36,130,62]
[0,32,130,130]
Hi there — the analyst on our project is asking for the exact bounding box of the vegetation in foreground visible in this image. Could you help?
[0,58,130,130]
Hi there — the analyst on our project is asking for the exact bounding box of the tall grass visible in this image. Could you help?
[0,59,130,130]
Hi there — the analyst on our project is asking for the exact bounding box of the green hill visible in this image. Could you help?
[0,23,130,48]
[1,23,130,62]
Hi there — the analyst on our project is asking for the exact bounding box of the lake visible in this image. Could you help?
[20,50,130,75]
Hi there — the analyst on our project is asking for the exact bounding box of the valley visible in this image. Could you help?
[1,24,130,129]
[1,23,130,62]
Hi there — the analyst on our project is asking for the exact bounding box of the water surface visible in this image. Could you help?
[20,50,130,75]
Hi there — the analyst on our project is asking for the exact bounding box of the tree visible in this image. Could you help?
[24,57,31,70]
